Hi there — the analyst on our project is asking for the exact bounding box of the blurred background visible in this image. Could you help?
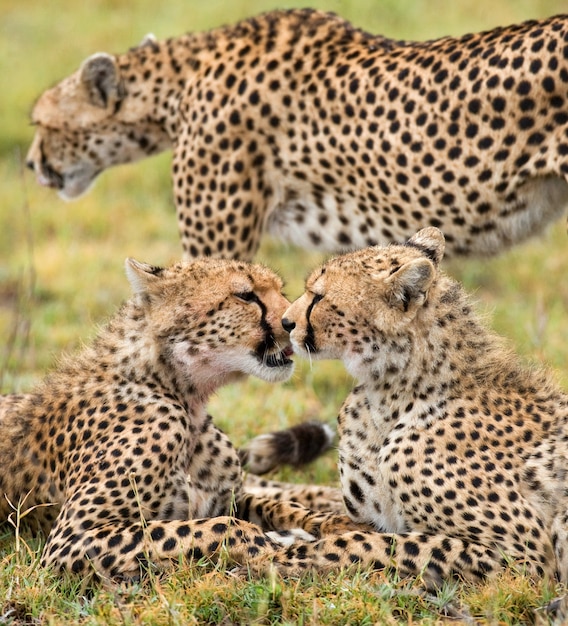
[1,0,567,460]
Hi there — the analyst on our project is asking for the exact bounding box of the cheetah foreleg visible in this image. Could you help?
[41,516,284,579]
[237,493,370,537]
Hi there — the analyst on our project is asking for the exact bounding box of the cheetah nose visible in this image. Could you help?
[282,318,296,333]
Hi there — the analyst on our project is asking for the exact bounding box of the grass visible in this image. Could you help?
[0,535,556,625]
[1,0,568,623]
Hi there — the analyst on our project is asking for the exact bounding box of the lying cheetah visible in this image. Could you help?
[0,257,353,579]
[244,227,568,588]
[27,10,568,260]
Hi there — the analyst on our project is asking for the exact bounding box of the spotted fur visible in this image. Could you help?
[27,10,568,260]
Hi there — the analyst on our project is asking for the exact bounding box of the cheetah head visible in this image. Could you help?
[126,257,295,393]
[282,228,445,380]
[26,46,169,200]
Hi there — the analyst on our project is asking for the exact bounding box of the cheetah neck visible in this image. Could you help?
[68,299,213,411]
[116,42,191,140]
[115,29,228,141]
[358,289,501,430]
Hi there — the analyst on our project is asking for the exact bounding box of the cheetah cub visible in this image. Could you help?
[0,258,354,579]
[253,227,568,587]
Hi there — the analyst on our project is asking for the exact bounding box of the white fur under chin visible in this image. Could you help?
[57,169,97,200]
[223,351,295,383]
[171,343,294,392]
[289,337,338,364]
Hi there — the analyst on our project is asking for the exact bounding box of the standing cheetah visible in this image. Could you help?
[0,257,355,579]
[26,10,568,259]
[243,228,568,590]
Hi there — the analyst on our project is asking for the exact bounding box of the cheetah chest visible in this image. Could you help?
[337,409,485,536]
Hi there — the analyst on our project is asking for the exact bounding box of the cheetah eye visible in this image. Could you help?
[235,291,258,303]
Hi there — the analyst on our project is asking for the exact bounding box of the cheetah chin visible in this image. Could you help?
[257,345,294,368]
[57,165,100,200]
[247,344,295,382]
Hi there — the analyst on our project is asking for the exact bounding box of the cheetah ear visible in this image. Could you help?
[405,227,445,267]
[125,258,164,297]
[80,53,126,109]
[384,258,436,313]
[138,33,158,49]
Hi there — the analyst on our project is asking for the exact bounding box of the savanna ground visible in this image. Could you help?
[1,0,568,623]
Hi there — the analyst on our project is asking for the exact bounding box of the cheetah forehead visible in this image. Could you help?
[165,259,283,294]
[32,75,94,127]
[316,243,428,281]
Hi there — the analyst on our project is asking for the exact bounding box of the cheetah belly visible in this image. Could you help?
[484,175,568,255]
[265,189,377,253]
[265,175,568,256]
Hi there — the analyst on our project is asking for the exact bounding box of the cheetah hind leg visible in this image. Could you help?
[238,420,335,474]
[41,515,317,580]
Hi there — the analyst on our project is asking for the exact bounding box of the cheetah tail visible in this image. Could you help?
[238,420,335,475]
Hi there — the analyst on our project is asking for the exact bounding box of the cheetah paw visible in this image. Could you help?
[266,528,317,547]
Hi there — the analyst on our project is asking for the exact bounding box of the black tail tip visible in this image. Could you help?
[239,420,335,474]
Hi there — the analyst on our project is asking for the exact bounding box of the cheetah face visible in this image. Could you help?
[282,228,445,379]
[126,257,294,392]
[26,126,102,199]
[26,53,169,199]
